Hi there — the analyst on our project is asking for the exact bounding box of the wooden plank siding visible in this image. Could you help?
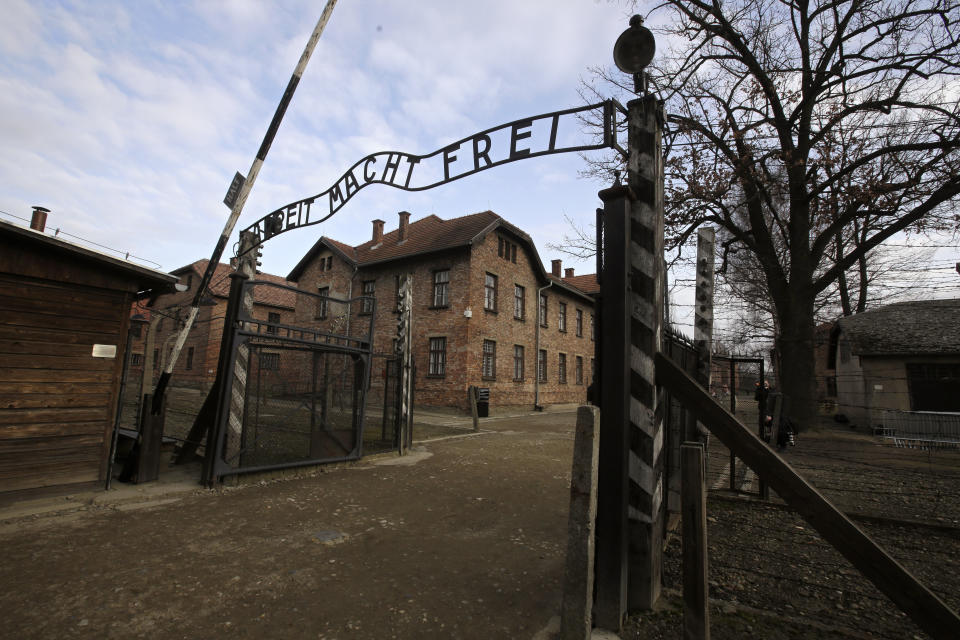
[0,272,132,494]
[0,221,175,499]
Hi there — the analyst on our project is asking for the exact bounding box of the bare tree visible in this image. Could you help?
[581,0,960,429]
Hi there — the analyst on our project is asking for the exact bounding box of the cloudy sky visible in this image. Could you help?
[1,0,637,281]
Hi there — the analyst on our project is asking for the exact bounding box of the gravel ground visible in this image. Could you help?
[625,421,960,639]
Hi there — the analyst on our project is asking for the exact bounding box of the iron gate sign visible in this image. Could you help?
[240,100,621,249]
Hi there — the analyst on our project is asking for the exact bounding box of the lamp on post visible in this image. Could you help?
[613,15,656,95]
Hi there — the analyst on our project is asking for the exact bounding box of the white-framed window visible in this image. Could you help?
[558,353,567,384]
[558,303,567,332]
[514,285,525,320]
[538,349,547,383]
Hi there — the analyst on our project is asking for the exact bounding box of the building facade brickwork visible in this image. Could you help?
[135,211,599,413]
[288,211,598,411]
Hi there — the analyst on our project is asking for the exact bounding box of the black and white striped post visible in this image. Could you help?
[224,231,258,464]
[154,0,339,405]
[624,92,666,612]
[396,274,414,454]
[595,17,665,628]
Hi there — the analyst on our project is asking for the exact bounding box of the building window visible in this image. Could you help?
[559,353,567,384]
[429,337,446,377]
[906,363,960,412]
[433,270,449,308]
[558,303,567,332]
[514,285,525,320]
[185,346,194,370]
[482,340,496,379]
[538,349,547,383]
[316,287,329,319]
[576,356,583,385]
[576,309,583,337]
[361,280,375,314]
[261,352,279,371]
[514,345,524,381]
[266,311,280,334]
[498,236,518,263]
[591,313,595,341]
[131,353,143,367]
[539,293,548,327]
[327,256,333,271]
[484,273,498,312]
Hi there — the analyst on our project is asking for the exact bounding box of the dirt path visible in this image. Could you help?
[0,412,578,640]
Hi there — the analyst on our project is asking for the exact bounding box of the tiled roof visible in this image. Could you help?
[838,298,960,356]
[560,273,600,295]
[288,211,502,280]
[286,211,598,303]
[174,260,296,309]
[356,211,500,265]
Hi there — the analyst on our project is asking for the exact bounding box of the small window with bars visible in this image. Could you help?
[429,337,447,377]
[482,340,496,379]
[513,345,524,381]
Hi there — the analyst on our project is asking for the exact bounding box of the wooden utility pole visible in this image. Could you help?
[682,442,710,640]
[689,227,714,443]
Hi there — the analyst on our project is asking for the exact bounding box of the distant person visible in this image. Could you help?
[777,415,796,452]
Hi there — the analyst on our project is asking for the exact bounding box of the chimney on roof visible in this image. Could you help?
[551,259,562,277]
[30,206,49,232]
[372,219,385,244]
[398,211,410,242]
[565,267,574,278]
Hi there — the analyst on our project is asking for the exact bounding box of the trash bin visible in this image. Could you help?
[477,387,490,418]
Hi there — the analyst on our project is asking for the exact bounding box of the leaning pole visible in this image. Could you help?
[153,0,339,405]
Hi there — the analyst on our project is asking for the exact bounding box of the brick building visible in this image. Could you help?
[129,259,296,391]
[286,210,599,411]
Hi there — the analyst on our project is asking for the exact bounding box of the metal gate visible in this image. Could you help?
[206,274,375,482]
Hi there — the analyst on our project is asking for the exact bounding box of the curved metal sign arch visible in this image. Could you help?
[241,100,623,250]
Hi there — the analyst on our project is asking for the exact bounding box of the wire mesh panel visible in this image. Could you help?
[228,344,364,469]
[209,278,376,480]
[361,353,401,455]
